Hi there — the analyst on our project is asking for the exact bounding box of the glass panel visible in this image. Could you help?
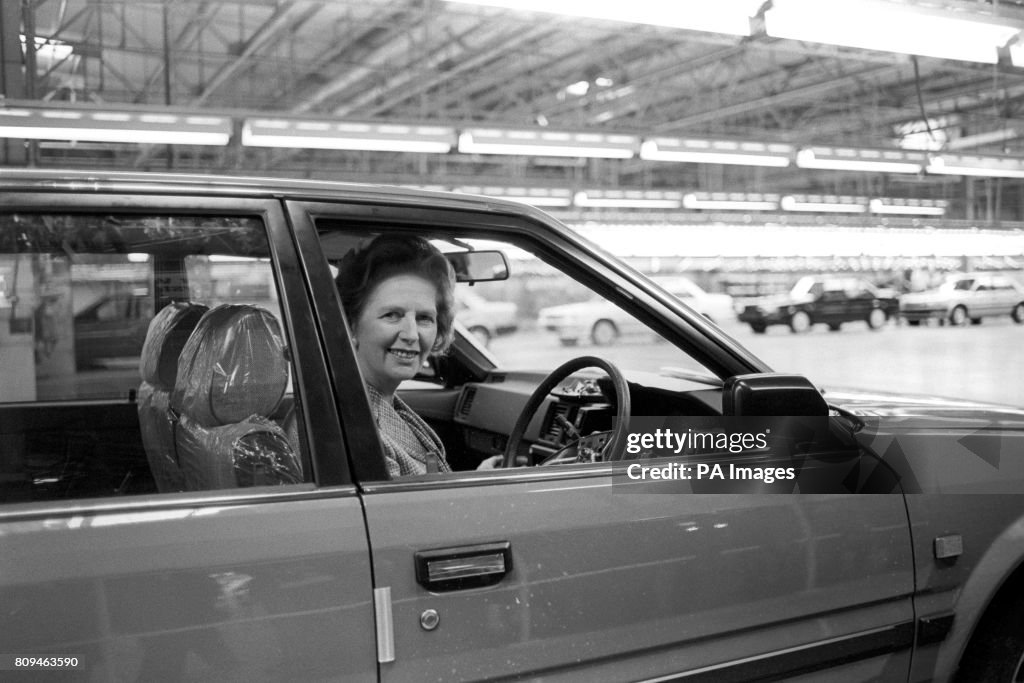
[0,213,308,503]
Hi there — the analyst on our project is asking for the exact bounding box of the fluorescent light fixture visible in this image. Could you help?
[796,147,924,174]
[927,154,1024,178]
[765,0,1024,65]
[683,192,781,211]
[573,190,682,209]
[869,198,947,216]
[441,0,766,36]
[459,129,636,159]
[242,119,454,153]
[944,128,1019,151]
[780,194,869,213]
[0,108,231,145]
[641,138,793,167]
[456,186,574,207]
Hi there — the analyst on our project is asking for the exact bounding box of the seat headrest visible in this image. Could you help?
[172,304,289,427]
[139,301,210,388]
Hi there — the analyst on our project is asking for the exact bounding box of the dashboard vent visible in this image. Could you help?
[458,387,477,417]
[488,373,507,383]
[545,404,570,440]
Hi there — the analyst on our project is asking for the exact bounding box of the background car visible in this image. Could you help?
[538,275,735,345]
[899,272,1024,326]
[738,275,899,333]
[455,288,518,346]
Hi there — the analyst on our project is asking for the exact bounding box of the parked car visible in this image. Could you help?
[538,274,736,345]
[5,172,1024,682]
[899,272,1024,326]
[73,287,152,369]
[455,288,518,346]
[738,275,900,333]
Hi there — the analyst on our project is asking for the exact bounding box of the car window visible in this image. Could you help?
[321,225,725,480]
[0,212,310,504]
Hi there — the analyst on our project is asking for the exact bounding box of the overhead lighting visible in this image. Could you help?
[683,192,780,211]
[441,0,766,36]
[0,107,231,145]
[456,186,574,207]
[796,147,924,174]
[944,128,1019,151]
[780,195,868,213]
[573,190,682,209]
[869,198,948,216]
[764,0,1024,65]
[641,138,793,167]
[927,154,1024,179]
[242,119,454,153]
[459,128,636,159]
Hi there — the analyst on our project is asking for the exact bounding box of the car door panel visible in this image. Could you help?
[1,493,376,681]
[362,476,914,681]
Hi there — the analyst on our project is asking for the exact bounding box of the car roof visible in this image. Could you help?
[0,168,550,219]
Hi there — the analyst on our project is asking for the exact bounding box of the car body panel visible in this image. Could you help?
[0,491,377,681]
[899,273,1024,323]
[362,477,914,682]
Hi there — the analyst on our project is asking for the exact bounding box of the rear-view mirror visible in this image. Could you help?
[445,250,510,283]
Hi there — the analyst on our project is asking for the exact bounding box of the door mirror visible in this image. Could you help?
[445,250,509,283]
[723,373,829,416]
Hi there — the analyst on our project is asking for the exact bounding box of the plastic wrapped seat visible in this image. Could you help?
[171,304,302,490]
[137,301,209,493]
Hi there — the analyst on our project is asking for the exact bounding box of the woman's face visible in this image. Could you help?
[353,273,438,395]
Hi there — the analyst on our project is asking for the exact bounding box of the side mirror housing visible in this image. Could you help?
[723,373,829,416]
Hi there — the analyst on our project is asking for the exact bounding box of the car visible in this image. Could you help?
[738,275,900,333]
[899,272,1024,326]
[4,171,1024,682]
[455,288,518,346]
[537,274,736,345]
[72,287,153,369]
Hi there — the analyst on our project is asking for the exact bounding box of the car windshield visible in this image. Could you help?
[789,276,817,298]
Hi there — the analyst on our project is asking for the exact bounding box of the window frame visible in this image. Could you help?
[285,198,773,490]
[0,192,356,518]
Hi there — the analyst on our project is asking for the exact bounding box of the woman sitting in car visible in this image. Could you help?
[336,234,501,476]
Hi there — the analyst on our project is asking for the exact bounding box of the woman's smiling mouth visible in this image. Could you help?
[389,348,420,361]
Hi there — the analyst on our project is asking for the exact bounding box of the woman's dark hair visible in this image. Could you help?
[335,234,456,353]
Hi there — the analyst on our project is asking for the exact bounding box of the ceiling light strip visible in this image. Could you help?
[764,0,1024,65]
[641,138,793,167]
[440,0,765,36]
[781,195,869,213]
[459,129,637,159]
[242,118,454,153]
[0,108,231,145]
[796,147,924,174]
[927,154,1024,179]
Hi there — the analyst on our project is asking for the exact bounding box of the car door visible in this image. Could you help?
[0,194,376,681]
[290,199,916,682]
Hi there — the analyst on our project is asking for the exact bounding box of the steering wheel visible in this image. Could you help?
[502,356,631,468]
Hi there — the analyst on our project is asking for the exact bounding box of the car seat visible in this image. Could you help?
[170,304,302,490]
[137,301,209,492]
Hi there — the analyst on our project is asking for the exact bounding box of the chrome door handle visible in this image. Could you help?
[415,541,512,591]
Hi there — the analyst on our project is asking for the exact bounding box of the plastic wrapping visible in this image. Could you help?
[176,415,302,489]
[137,301,209,493]
[170,304,301,490]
